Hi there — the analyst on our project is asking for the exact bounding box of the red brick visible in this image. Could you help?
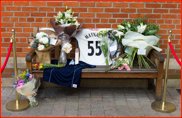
[1,33,12,37]
[1,12,13,16]
[130,3,144,8]
[93,19,100,23]
[1,28,6,32]
[113,3,128,7]
[175,45,181,48]
[23,48,32,52]
[16,33,30,37]
[15,12,30,16]
[165,20,172,24]
[174,49,181,53]
[157,19,164,23]
[174,1,181,3]
[80,13,95,17]
[7,28,22,32]
[154,9,168,13]
[31,13,46,17]
[72,8,87,12]
[14,1,29,6]
[97,13,112,18]
[47,2,62,6]
[36,18,42,22]
[20,38,27,43]
[160,25,175,29]
[172,30,181,34]
[97,3,112,7]
[15,23,30,27]
[1,48,6,52]
[6,7,21,11]
[162,14,177,18]
[96,24,111,28]
[27,18,34,22]
[88,8,103,12]
[39,7,54,12]
[112,24,119,28]
[121,9,136,13]
[137,9,152,13]
[3,17,10,22]
[85,19,92,23]
[162,4,177,8]
[1,23,14,27]
[130,14,145,18]
[101,19,108,23]
[105,8,119,12]
[22,7,38,11]
[170,9,181,13]
[4,38,18,42]
[178,4,181,8]
[77,18,84,23]
[47,13,57,17]
[23,28,33,32]
[83,24,95,28]
[146,14,161,18]
[176,70,181,73]
[11,48,22,52]
[109,19,116,23]
[149,19,156,23]
[146,4,161,8]
[159,44,167,48]
[19,18,26,22]
[31,2,46,6]
[31,23,47,27]
[117,19,125,23]
[178,15,181,19]
[1,7,5,11]
[2,1,13,5]
[55,8,65,12]
[64,2,79,7]
[113,14,128,18]
[175,35,181,39]
[173,20,181,24]
[11,17,18,22]
[80,2,95,7]
[157,30,167,34]
[167,1,174,3]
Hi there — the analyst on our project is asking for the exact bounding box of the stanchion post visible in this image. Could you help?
[6,29,30,112]
[151,30,176,113]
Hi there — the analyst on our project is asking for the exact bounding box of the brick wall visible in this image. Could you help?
[1,1,181,78]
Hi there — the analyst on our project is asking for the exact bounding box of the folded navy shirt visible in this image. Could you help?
[43,59,96,88]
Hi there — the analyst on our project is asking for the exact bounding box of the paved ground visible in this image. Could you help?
[1,87,181,117]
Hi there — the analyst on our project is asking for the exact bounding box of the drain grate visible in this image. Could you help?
[176,89,181,95]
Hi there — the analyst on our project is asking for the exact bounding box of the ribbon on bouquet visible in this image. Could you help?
[118,63,131,71]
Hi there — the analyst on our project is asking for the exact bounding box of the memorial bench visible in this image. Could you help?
[26,27,165,101]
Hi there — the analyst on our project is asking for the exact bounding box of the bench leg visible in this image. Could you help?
[155,61,164,101]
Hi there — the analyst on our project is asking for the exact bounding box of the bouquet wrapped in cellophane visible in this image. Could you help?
[12,69,40,107]
[32,62,64,70]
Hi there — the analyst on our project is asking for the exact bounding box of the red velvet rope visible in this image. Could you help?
[169,42,181,66]
[1,42,13,73]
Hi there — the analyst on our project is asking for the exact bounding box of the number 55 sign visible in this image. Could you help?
[88,41,102,56]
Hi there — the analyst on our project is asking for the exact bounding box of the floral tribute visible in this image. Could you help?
[32,62,64,70]
[99,16,162,71]
[12,69,40,107]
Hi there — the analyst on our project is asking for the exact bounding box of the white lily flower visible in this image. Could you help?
[137,23,147,34]
[58,12,63,19]
[62,43,72,54]
[117,25,125,29]
[115,30,124,39]
[64,12,72,19]
[74,21,80,28]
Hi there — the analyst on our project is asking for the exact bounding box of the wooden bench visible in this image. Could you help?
[26,27,165,101]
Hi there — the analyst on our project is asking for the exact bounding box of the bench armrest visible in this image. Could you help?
[150,49,165,62]
[25,49,36,62]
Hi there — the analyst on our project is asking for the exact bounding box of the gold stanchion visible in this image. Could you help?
[6,29,30,111]
[151,30,176,113]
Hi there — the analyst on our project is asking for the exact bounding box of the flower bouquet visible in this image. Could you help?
[12,69,40,107]
[32,62,64,70]
[50,7,83,65]
[28,32,61,63]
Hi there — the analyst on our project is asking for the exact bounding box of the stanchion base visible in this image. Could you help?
[6,100,30,112]
[151,101,176,113]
